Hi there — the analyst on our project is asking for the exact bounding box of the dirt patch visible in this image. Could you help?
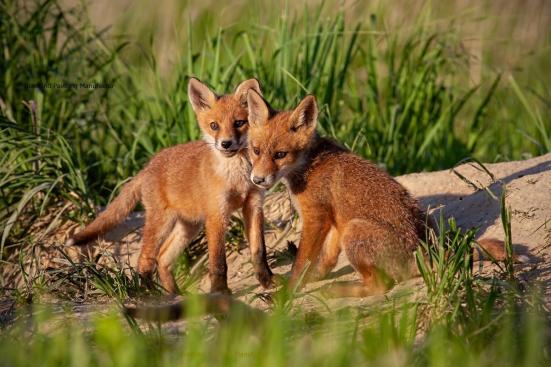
[20,153,551,316]
[397,153,551,309]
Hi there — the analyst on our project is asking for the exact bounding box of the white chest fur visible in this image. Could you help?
[214,152,252,195]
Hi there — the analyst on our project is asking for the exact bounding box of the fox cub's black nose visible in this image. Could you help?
[221,140,233,149]
[252,176,265,185]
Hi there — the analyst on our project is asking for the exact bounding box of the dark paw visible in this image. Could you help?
[139,271,156,289]
[287,241,298,257]
[256,266,274,289]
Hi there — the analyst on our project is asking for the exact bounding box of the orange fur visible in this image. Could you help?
[474,238,527,263]
[68,78,272,294]
[246,91,518,297]
[246,91,424,293]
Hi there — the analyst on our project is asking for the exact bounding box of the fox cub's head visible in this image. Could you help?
[188,78,262,157]
[246,90,318,189]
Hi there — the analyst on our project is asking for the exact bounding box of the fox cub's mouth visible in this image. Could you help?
[218,148,239,157]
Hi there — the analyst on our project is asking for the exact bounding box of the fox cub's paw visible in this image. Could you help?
[256,266,274,289]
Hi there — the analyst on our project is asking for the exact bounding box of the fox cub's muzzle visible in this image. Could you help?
[216,137,243,157]
[250,173,276,189]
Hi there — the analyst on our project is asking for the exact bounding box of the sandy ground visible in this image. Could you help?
[54,153,551,317]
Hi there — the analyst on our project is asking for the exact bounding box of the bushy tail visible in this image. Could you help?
[423,217,529,264]
[474,238,529,263]
[66,173,144,246]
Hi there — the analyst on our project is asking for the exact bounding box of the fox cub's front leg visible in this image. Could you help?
[289,214,331,289]
[243,190,273,289]
[205,213,231,294]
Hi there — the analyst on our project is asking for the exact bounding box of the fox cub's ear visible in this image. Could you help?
[290,95,318,133]
[188,77,217,112]
[235,79,262,106]
[247,89,269,126]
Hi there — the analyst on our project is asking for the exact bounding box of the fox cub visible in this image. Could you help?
[245,90,514,296]
[68,78,272,294]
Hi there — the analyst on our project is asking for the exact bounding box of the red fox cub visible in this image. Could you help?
[245,90,516,296]
[67,78,273,294]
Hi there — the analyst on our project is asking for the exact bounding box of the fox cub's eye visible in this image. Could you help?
[210,122,219,130]
[274,151,287,160]
[234,120,247,128]
[253,147,260,155]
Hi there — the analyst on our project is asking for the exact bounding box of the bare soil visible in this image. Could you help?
[51,153,551,317]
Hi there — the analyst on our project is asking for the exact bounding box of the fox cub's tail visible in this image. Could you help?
[66,173,144,246]
[475,238,529,263]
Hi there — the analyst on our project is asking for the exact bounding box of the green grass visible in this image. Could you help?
[1,0,550,250]
[0,215,547,366]
[0,0,550,365]
[0,297,546,367]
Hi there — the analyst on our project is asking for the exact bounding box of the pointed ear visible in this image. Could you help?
[188,77,217,112]
[247,89,269,126]
[289,95,318,132]
[235,78,262,107]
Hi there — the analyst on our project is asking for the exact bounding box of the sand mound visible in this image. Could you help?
[60,153,551,310]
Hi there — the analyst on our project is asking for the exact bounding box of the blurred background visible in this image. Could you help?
[1,0,550,243]
[82,0,551,85]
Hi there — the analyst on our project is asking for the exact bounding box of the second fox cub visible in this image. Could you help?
[246,90,515,296]
[67,78,272,294]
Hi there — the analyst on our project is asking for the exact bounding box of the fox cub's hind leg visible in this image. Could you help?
[137,210,177,283]
[157,220,201,294]
[324,219,414,298]
[314,227,342,280]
